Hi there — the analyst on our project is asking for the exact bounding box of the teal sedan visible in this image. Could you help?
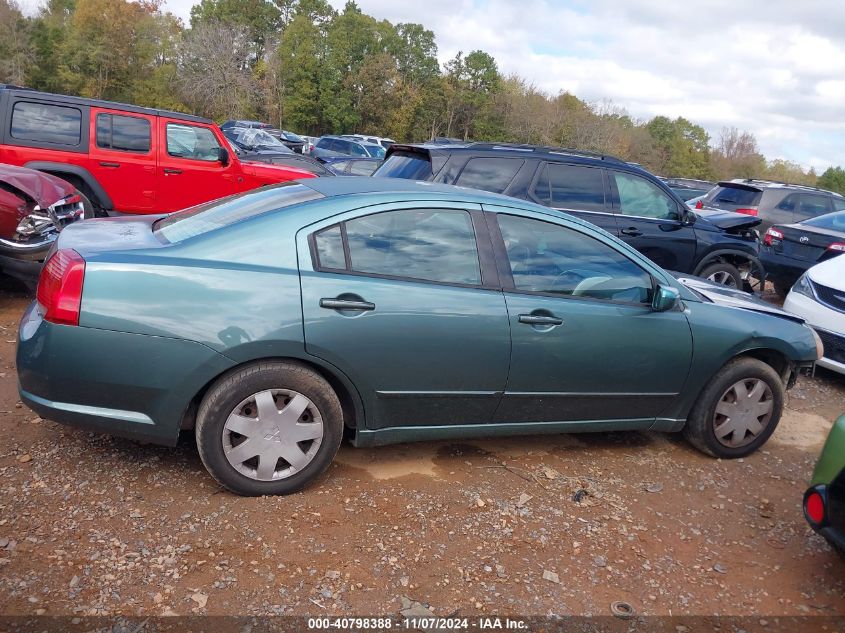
[17,178,823,496]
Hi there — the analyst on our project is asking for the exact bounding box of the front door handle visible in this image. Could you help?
[320,298,375,311]
[621,227,643,237]
[163,168,182,175]
[518,314,563,326]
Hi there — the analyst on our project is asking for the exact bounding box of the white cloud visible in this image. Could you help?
[17,0,845,170]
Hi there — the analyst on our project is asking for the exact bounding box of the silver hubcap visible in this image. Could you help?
[707,270,738,287]
[222,389,323,481]
[713,378,774,448]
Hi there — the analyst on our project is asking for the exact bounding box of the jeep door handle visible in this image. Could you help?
[320,298,375,311]
[163,168,182,175]
[518,314,563,326]
[99,161,120,168]
[621,227,643,237]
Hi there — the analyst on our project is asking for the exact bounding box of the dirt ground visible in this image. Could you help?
[0,276,843,621]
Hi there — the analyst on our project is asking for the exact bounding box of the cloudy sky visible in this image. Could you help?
[20,0,845,171]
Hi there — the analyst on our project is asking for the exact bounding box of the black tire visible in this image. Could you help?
[195,360,343,496]
[683,357,785,458]
[699,262,742,289]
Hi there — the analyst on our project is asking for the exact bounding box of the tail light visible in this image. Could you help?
[695,200,703,209]
[804,487,826,526]
[764,228,783,246]
[827,242,845,253]
[36,249,85,326]
[735,207,759,216]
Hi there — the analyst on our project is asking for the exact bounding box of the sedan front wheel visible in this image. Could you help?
[683,357,785,458]
[196,361,343,496]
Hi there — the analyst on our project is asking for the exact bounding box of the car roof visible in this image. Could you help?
[1,87,212,124]
[718,179,845,198]
[390,141,629,166]
[300,175,525,204]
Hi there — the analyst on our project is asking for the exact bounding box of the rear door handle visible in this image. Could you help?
[621,227,643,237]
[99,161,120,168]
[163,168,182,175]
[320,298,375,311]
[518,314,563,326]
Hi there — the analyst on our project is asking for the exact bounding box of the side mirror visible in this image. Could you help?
[681,208,696,225]
[217,147,230,166]
[652,285,681,312]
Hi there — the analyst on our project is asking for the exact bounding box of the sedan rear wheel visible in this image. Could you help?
[700,262,742,289]
[683,357,784,458]
[196,361,343,496]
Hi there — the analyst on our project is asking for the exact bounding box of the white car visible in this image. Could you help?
[343,134,395,149]
[783,256,845,374]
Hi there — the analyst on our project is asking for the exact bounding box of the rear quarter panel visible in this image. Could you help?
[812,415,845,486]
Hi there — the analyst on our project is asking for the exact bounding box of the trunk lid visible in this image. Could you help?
[777,224,845,261]
[693,207,762,230]
[53,215,164,259]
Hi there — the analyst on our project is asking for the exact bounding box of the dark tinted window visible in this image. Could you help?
[10,101,82,146]
[797,194,832,220]
[498,214,652,304]
[833,197,845,212]
[96,113,151,152]
[803,210,845,231]
[456,158,523,194]
[776,193,798,211]
[713,185,762,206]
[374,152,433,180]
[314,225,346,269]
[534,163,605,210]
[612,171,678,219]
[345,209,480,285]
[316,138,333,149]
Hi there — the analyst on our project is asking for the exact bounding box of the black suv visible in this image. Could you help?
[693,179,845,234]
[375,143,763,290]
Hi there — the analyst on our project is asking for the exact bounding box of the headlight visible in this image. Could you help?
[791,273,816,300]
[810,327,825,360]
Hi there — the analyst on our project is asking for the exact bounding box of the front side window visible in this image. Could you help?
[456,158,523,194]
[497,214,653,304]
[313,209,481,285]
[166,123,222,161]
[11,101,82,146]
[612,171,679,220]
[533,163,605,210]
[96,113,151,152]
[350,142,368,157]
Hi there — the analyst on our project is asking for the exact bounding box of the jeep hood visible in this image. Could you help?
[693,207,761,230]
[674,274,805,323]
[0,164,74,208]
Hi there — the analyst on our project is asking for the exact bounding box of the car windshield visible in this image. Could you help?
[802,210,845,231]
[230,128,290,151]
[154,183,323,243]
[281,130,304,143]
[373,152,432,180]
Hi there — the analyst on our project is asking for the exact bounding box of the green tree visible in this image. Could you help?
[270,13,325,132]
[818,167,845,195]
[0,0,31,85]
[189,0,281,52]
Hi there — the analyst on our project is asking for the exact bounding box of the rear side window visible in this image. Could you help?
[316,138,333,149]
[833,198,845,211]
[313,208,481,285]
[155,183,323,243]
[797,194,832,220]
[10,101,82,146]
[373,152,433,180]
[713,185,762,206]
[96,113,151,152]
[534,163,605,210]
[456,158,523,194]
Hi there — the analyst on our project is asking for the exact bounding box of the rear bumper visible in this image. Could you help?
[760,251,806,287]
[17,303,235,446]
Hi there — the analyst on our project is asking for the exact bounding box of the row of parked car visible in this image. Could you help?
[1,86,843,553]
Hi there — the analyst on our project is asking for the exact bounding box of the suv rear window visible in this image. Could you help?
[96,113,151,152]
[11,101,82,146]
[374,152,433,180]
[711,185,762,206]
[154,183,323,243]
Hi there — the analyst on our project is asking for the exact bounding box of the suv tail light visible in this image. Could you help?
[735,207,759,216]
[764,228,783,246]
[827,242,845,253]
[804,487,826,526]
[36,249,86,326]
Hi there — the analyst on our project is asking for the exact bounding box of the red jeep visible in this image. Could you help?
[0,86,315,215]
